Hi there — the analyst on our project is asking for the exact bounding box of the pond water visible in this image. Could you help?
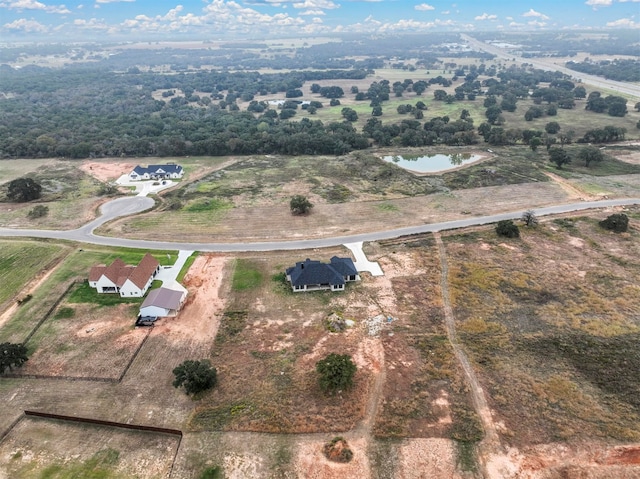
[382,153,484,173]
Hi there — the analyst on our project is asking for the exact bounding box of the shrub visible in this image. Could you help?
[316,353,356,393]
[289,195,313,215]
[599,213,629,233]
[495,219,520,238]
[172,360,217,395]
[27,205,49,219]
[322,437,353,463]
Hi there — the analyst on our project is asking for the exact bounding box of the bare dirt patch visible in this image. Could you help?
[295,437,370,479]
[396,438,464,479]
[79,160,136,182]
[153,254,229,345]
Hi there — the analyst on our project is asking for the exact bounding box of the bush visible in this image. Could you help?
[27,205,49,219]
[322,437,353,463]
[316,353,356,393]
[289,195,313,215]
[7,177,42,202]
[172,360,217,395]
[495,219,520,238]
[599,213,629,233]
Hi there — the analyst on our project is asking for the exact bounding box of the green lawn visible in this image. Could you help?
[0,240,68,307]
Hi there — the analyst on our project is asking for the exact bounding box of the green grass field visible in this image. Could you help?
[0,245,176,342]
[0,240,69,307]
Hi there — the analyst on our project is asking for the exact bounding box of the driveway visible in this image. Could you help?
[344,242,384,276]
[155,250,194,292]
[115,175,175,197]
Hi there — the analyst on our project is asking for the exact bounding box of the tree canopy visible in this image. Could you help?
[7,178,42,202]
[495,219,520,238]
[0,343,29,373]
[599,213,629,233]
[548,147,571,169]
[577,145,605,167]
[289,195,313,215]
[316,353,357,394]
[172,359,217,395]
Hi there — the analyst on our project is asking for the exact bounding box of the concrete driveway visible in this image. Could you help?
[155,250,194,292]
[344,242,384,276]
[115,175,175,197]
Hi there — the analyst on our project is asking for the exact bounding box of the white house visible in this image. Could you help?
[89,253,160,298]
[138,287,187,320]
[128,164,184,181]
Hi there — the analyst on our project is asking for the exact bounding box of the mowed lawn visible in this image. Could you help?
[0,244,175,343]
[0,240,69,307]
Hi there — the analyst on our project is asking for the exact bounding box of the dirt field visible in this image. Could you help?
[78,160,136,182]
[21,302,148,380]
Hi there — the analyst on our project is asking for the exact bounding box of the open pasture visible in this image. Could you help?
[21,299,148,380]
[0,415,180,479]
[0,240,68,309]
[445,208,640,446]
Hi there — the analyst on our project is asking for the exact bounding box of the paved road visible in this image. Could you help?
[1,196,638,252]
[462,34,640,98]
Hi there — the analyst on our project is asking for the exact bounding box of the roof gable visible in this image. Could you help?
[329,256,358,277]
[90,254,159,291]
[287,259,344,287]
[102,258,128,284]
[141,287,184,310]
[88,265,107,282]
[126,253,159,289]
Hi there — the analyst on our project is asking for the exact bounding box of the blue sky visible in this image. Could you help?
[1,0,638,41]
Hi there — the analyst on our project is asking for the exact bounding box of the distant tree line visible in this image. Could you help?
[566,59,640,83]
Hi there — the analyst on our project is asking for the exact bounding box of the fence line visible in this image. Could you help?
[24,410,183,437]
[24,280,81,344]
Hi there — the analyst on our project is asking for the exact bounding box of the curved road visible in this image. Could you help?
[0,196,638,252]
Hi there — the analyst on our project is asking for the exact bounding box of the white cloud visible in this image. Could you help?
[3,17,48,31]
[2,0,70,14]
[522,8,549,20]
[475,13,497,20]
[607,17,639,26]
[95,0,134,3]
[527,20,547,27]
[74,17,109,29]
[298,8,325,15]
[414,3,435,11]
[292,0,338,9]
[117,0,308,35]
[585,0,612,7]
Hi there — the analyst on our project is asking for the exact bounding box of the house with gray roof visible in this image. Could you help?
[138,286,187,322]
[285,256,359,292]
[128,163,184,181]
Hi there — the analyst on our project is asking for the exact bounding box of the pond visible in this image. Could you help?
[382,153,484,173]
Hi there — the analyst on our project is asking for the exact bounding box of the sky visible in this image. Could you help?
[1,0,639,42]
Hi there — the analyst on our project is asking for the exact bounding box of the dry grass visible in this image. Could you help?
[444,208,640,446]
[0,416,179,479]
[22,301,148,380]
[189,248,373,433]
